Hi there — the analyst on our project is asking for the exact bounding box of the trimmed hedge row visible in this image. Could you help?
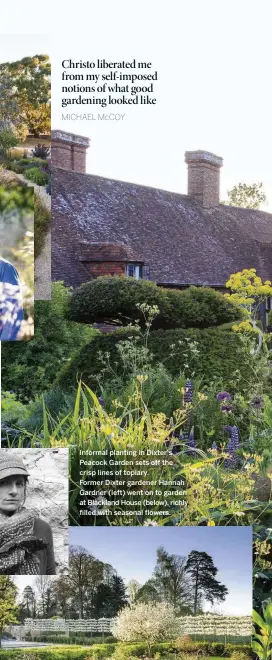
[56,326,253,394]
[67,277,243,330]
[25,635,116,645]
[0,641,252,660]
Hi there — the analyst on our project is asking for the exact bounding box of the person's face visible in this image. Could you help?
[0,475,26,515]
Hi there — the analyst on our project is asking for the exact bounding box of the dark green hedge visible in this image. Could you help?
[67,276,243,330]
[56,326,252,394]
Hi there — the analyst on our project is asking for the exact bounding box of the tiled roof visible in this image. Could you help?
[52,167,272,288]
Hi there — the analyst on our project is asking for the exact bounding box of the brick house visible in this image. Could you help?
[52,130,272,327]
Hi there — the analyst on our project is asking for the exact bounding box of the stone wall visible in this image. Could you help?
[0,448,68,574]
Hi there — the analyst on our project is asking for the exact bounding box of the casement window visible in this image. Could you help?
[126,263,142,279]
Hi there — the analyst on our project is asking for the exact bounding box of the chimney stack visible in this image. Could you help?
[185,150,223,207]
[51,130,90,173]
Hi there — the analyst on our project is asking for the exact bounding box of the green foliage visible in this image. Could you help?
[0,128,18,158]
[0,185,34,213]
[1,282,97,402]
[0,649,99,659]
[24,166,49,186]
[1,392,30,426]
[67,276,243,330]
[0,643,252,660]
[0,576,18,641]
[230,652,251,660]
[252,604,272,659]
[4,163,24,174]
[34,194,51,258]
[0,54,51,136]
[223,182,267,209]
[56,326,254,395]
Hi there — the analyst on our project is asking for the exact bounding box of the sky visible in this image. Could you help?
[14,526,252,616]
[1,0,272,210]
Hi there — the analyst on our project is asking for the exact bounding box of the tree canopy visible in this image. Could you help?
[185,550,228,615]
[0,54,51,136]
[223,182,267,209]
[0,576,18,646]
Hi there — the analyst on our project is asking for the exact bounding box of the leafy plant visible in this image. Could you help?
[252,604,272,659]
[24,166,49,186]
[0,128,18,158]
[31,143,50,159]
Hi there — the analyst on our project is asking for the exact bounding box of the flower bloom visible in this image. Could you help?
[217,391,231,401]
[251,395,264,409]
[221,404,233,413]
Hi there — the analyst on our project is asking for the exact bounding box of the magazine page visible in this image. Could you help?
[0,1,271,657]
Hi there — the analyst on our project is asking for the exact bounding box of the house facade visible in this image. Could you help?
[51,130,272,326]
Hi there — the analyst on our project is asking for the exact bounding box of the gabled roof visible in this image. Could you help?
[52,167,272,288]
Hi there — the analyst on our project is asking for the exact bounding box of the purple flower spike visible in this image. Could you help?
[217,391,231,401]
[224,425,240,469]
[98,396,105,407]
[232,426,239,449]
[211,441,218,451]
[184,380,193,405]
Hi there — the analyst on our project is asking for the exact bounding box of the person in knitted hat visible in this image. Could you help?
[0,258,24,340]
[0,454,56,575]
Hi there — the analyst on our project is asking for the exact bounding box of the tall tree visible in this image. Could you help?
[22,585,36,618]
[137,546,193,614]
[90,575,127,618]
[135,579,160,605]
[68,546,105,618]
[185,550,228,615]
[223,182,267,209]
[153,546,193,614]
[126,579,142,604]
[34,576,55,618]
[109,573,128,614]
[0,576,18,647]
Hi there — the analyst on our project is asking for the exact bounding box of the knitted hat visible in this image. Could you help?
[0,455,29,482]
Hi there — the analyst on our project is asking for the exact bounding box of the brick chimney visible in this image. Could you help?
[185,150,223,207]
[51,130,90,172]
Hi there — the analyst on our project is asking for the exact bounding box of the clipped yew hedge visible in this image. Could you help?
[56,326,252,394]
[67,276,243,330]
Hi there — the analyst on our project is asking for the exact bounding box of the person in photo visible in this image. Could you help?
[0,257,24,340]
[0,455,56,575]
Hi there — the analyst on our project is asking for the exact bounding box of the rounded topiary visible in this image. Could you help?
[67,276,243,330]
[56,326,252,394]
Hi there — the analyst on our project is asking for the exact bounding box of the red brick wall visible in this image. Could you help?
[52,141,87,173]
[85,262,126,277]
